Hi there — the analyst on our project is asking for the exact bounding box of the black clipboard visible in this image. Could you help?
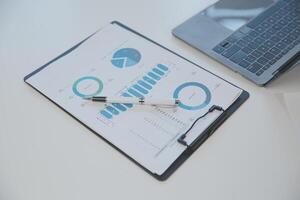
[24,21,249,181]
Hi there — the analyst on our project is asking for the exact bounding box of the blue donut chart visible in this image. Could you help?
[72,76,103,98]
[173,82,211,110]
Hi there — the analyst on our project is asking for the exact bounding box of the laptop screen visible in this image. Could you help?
[202,0,276,31]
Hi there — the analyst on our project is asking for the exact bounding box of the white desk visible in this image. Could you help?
[1,0,300,199]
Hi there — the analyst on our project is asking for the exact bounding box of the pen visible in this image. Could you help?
[83,96,180,107]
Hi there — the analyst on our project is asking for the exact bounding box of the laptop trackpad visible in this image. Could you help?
[172,13,232,53]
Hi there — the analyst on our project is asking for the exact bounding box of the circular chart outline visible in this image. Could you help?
[72,76,103,98]
[111,48,141,68]
[173,82,211,110]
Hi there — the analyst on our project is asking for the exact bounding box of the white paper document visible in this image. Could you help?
[26,23,242,175]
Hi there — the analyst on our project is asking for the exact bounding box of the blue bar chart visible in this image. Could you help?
[100,64,169,119]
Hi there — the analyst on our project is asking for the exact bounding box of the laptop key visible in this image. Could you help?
[272,24,282,30]
[282,48,289,54]
[254,37,264,44]
[289,33,298,40]
[265,40,276,48]
[275,53,284,60]
[261,22,271,28]
[256,69,265,76]
[237,39,248,48]
[267,17,276,24]
[291,30,300,39]
[213,46,225,54]
[222,45,241,58]
[277,31,286,38]
[263,64,272,70]
[290,11,298,17]
[270,47,281,55]
[283,37,293,44]
[288,22,297,29]
[255,26,265,33]
[269,59,277,65]
[239,60,250,68]
[277,9,287,17]
[267,27,277,35]
[248,42,259,49]
[289,42,297,49]
[229,51,248,64]
[220,41,232,48]
[287,44,294,50]
[282,26,293,34]
[248,30,259,37]
[283,14,293,21]
[273,13,282,20]
[243,35,253,42]
[251,50,263,58]
[248,62,263,73]
[278,19,287,26]
[270,36,281,42]
[257,57,269,65]
[276,42,287,49]
[264,52,275,60]
[261,32,273,39]
[245,55,256,63]
[239,26,252,34]
[258,45,269,52]
[242,47,253,54]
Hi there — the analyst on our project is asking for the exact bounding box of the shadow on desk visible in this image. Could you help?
[268,63,300,94]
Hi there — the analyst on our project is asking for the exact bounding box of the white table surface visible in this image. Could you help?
[1,0,300,199]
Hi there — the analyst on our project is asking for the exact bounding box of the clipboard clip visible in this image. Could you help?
[177,105,224,147]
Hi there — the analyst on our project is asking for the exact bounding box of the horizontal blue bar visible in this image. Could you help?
[152,68,164,76]
[138,80,152,90]
[133,84,148,94]
[128,88,143,97]
[148,72,160,80]
[157,64,168,71]
[112,103,127,111]
[100,110,113,119]
[121,93,133,108]
[122,92,132,97]
[143,76,156,85]
[106,106,119,115]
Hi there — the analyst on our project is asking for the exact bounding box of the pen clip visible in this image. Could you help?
[150,99,180,108]
[151,104,178,109]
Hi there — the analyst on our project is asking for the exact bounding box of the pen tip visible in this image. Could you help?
[82,97,92,100]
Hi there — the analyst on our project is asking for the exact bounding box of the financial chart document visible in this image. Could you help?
[26,23,242,175]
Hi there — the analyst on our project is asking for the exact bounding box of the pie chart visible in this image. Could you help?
[111,48,141,68]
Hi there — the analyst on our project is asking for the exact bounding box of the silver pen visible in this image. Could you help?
[83,96,180,107]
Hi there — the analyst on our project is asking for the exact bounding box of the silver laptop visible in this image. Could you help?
[173,0,300,86]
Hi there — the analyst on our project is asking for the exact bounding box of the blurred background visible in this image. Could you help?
[0,1,299,200]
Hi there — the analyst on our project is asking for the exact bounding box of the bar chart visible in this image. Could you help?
[100,64,169,119]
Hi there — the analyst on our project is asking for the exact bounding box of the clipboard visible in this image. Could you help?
[24,21,249,181]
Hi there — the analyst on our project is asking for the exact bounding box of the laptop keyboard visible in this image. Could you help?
[213,0,300,77]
